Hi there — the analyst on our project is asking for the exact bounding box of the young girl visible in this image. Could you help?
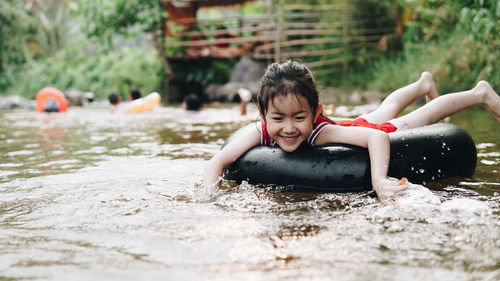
[204,61,500,201]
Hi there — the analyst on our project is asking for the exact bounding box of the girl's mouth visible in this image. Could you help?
[281,136,298,143]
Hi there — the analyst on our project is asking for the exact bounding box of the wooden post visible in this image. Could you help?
[274,0,284,62]
[238,0,243,38]
[342,2,348,74]
[266,0,273,16]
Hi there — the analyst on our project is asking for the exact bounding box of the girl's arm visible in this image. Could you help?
[204,125,261,194]
[314,125,408,201]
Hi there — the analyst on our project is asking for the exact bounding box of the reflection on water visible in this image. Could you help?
[0,104,499,281]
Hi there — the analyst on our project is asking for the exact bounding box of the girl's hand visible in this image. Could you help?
[203,124,261,195]
[372,176,409,201]
[203,176,222,195]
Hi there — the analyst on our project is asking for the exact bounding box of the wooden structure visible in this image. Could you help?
[164,0,399,75]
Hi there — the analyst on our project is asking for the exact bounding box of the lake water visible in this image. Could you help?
[0,103,499,281]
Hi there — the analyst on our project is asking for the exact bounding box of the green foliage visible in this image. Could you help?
[402,0,499,43]
[4,48,161,100]
[340,0,500,94]
[0,0,36,69]
[241,0,266,14]
[402,0,460,43]
[167,59,236,102]
[2,0,497,101]
[458,0,499,42]
[1,0,83,64]
[186,60,234,86]
[72,0,167,48]
[342,32,499,94]
[29,3,84,58]
[73,0,175,98]
[0,0,86,92]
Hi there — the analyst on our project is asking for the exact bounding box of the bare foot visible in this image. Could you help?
[420,72,439,103]
[476,80,500,122]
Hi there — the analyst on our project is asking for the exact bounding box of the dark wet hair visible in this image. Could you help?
[184,94,202,111]
[130,89,142,100]
[108,93,120,105]
[257,60,319,118]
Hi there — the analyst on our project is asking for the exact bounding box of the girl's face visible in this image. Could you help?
[263,94,319,152]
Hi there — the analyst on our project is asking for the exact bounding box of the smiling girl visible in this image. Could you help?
[204,61,500,200]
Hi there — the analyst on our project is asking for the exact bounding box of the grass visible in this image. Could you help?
[331,32,499,96]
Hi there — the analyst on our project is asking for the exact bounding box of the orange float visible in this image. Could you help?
[36,87,69,112]
[123,92,161,114]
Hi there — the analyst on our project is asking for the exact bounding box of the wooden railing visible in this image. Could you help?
[165,1,398,74]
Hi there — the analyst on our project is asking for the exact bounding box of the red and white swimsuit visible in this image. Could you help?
[260,115,407,146]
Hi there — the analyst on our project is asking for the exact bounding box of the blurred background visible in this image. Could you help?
[1,0,498,104]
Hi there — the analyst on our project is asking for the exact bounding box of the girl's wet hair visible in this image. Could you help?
[257,60,319,117]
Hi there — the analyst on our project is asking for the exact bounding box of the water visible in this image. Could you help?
[0,104,499,281]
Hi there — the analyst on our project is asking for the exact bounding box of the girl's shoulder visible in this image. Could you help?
[316,115,335,125]
[309,116,336,145]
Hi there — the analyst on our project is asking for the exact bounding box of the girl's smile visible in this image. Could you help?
[263,94,318,152]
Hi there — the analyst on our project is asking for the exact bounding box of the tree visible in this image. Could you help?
[0,0,34,72]
[73,0,173,99]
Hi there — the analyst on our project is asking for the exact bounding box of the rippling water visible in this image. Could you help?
[0,103,499,281]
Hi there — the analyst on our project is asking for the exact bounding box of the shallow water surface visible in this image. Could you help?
[0,104,499,281]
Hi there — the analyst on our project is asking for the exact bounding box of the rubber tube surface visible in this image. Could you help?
[223,123,476,192]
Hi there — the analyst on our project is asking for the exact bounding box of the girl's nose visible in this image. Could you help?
[282,120,295,132]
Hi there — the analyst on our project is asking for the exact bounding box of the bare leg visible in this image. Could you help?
[366,72,439,123]
[394,81,500,128]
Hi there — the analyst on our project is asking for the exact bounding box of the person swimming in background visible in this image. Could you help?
[108,93,122,112]
[204,60,500,201]
[108,91,161,114]
[43,98,60,112]
[108,89,141,105]
[129,89,142,100]
[182,94,203,112]
[108,89,142,110]
[108,93,121,105]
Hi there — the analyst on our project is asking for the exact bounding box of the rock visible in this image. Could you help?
[0,96,35,110]
[229,56,267,83]
[205,56,266,102]
[349,91,362,103]
[205,82,258,102]
[65,89,95,106]
[363,90,383,104]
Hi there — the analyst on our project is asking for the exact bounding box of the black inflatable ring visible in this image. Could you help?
[223,123,477,192]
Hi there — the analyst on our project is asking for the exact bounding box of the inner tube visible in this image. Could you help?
[123,92,161,114]
[35,87,68,113]
[223,123,477,192]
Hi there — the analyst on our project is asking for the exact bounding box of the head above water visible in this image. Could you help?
[108,93,121,105]
[257,60,319,120]
[129,89,142,100]
[183,94,202,111]
[43,98,60,113]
